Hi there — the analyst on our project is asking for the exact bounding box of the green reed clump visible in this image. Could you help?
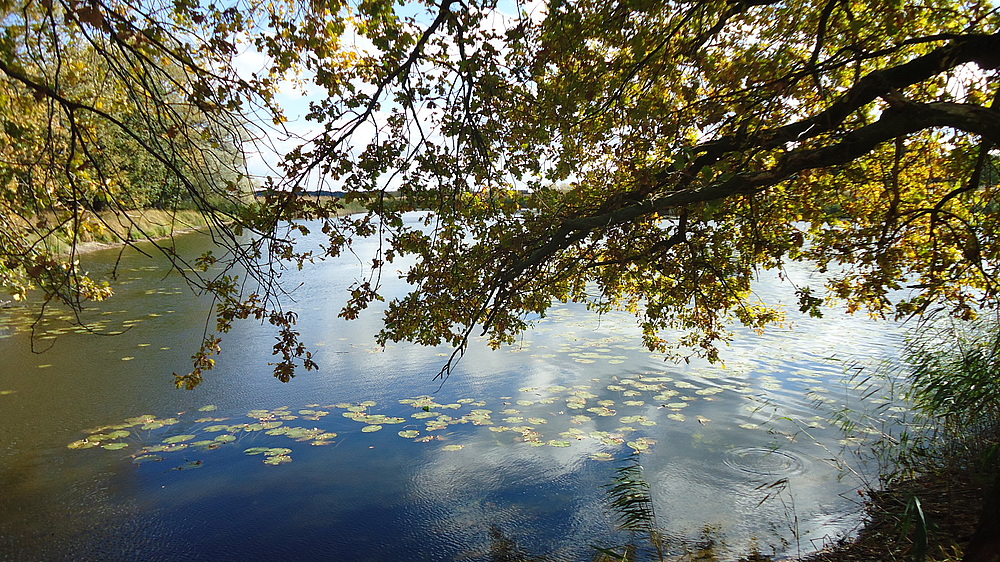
[594,453,665,562]
[903,311,1000,475]
[816,311,1000,561]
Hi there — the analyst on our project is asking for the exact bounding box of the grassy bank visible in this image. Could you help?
[802,314,1000,561]
[802,467,986,561]
[12,208,213,256]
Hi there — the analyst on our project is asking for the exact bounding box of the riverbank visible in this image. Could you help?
[799,459,988,561]
[14,208,213,256]
[28,201,369,257]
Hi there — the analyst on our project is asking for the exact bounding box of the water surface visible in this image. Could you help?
[0,217,905,560]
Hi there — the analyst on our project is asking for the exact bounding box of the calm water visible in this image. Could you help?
[0,216,906,561]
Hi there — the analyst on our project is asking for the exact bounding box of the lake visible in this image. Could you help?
[0,215,906,560]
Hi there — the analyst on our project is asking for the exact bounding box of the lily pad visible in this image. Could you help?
[442,444,464,451]
[285,427,320,440]
[398,430,420,438]
[263,455,292,465]
[198,405,218,412]
[361,425,383,433]
[163,434,196,444]
[132,454,164,464]
[627,438,655,452]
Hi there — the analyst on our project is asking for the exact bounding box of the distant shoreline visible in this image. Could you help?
[50,209,214,257]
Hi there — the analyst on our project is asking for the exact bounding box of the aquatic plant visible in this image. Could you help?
[66,372,767,469]
[594,453,665,561]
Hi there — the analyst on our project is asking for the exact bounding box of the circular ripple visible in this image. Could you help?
[724,447,805,476]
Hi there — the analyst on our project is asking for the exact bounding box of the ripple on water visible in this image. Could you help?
[723,447,805,476]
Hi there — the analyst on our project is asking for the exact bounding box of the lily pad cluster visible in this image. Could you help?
[0,287,182,343]
[66,368,786,470]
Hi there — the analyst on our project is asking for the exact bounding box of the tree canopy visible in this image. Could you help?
[268,0,1000,384]
[1,0,999,389]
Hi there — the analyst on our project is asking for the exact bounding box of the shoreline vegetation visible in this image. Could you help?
[19,195,372,258]
[13,208,215,257]
[798,468,986,561]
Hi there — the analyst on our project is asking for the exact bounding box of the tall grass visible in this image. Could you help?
[902,311,1000,475]
[816,310,1000,561]
[594,453,666,562]
[15,208,212,256]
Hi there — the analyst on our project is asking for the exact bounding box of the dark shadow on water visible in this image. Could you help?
[488,525,552,562]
